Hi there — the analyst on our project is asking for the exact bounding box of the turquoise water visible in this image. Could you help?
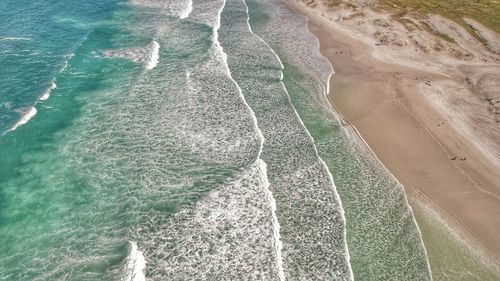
[0,0,431,280]
[0,0,121,132]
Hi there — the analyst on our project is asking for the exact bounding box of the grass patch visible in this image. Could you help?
[327,0,500,45]
[419,21,457,43]
[379,0,500,44]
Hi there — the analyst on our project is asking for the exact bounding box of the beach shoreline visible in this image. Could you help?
[285,0,500,276]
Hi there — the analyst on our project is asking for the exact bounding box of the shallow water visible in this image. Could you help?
[246,0,431,279]
[0,0,431,280]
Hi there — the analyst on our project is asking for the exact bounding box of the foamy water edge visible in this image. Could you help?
[242,0,353,278]
[217,1,285,279]
[291,3,433,277]
[122,241,146,281]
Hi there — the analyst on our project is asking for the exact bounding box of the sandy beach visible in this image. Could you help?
[286,0,500,275]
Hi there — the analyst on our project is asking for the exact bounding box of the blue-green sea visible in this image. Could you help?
[0,0,432,280]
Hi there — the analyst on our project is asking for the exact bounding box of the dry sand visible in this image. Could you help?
[285,0,500,271]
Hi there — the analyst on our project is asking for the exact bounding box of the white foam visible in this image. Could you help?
[122,241,146,281]
[258,159,285,281]
[145,41,160,70]
[215,2,285,279]
[0,36,31,41]
[9,106,37,132]
[294,6,432,278]
[39,93,50,102]
[129,0,192,20]
[241,0,354,279]
[326,73,332,96]
[61,53,75,72]
[39,81,56,101]
[179,0,193,19]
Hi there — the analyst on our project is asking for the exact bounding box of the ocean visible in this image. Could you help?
[0,0,431,280]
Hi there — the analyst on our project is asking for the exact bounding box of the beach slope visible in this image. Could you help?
[286,0,500,278]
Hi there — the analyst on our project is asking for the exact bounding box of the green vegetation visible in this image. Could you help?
[380,0,500,33]
[380,0,500,44]
[329,0,500,45]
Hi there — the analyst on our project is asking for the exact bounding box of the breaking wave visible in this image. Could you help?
[122,241,146,281]
[145,41,160,70]
[8,106,37,132]
[39,81,56,101]
[180,0,193,19]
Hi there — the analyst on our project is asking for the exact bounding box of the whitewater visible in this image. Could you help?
[0,0,431,280]
[215,2,285,277]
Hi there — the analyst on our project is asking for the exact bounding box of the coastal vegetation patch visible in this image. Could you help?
[327,0,500,45]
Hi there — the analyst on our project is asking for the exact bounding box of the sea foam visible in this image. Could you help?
[39,81,56,101]
[216,1,285,279]
[179,0,193,19]
[145,41,160,70]
[103,41,159,70]
[242,4,355,276]
[9,106,37,132]
[129,0,192,19]
[122,241,146,281]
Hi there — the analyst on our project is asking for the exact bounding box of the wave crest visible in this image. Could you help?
[122,241,146,281]
[8,106,37,132]
[39,81,56,101]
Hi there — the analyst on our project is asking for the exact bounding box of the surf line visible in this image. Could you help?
[240,0,354,279]
[215,1,285,280]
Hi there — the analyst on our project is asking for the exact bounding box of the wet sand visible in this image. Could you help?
[285,0,500,274]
